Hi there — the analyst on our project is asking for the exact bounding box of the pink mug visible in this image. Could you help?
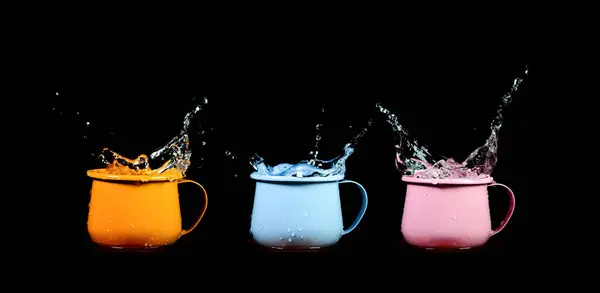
[400,175,515,250]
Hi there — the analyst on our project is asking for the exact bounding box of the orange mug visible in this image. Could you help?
[86,169,208,249]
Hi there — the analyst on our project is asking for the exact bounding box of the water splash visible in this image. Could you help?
[458,66,528,176]
[250,143,354,177]
[378,65,528,179]
[307,123,323,166]
[250,114,373,178]
[149,97,208,174]
[307,107,326,166]
[375,103,439,172]
[98,97,209,177]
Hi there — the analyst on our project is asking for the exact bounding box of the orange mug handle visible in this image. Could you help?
[177,179,208,237]
[488,182,516,237]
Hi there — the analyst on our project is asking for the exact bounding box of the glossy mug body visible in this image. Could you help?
[401,176,515,250]
[86,169,208,249]
[250,173,368,250]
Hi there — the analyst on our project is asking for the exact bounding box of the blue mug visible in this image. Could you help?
[249,173,368,250]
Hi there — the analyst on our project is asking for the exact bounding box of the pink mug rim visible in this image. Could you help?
[401,175,494,186]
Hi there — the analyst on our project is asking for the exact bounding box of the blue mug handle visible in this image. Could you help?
[340,180,368,235]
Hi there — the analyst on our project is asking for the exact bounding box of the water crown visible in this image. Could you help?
[250,107,373,178]
[98,97,210,178]
[377,65,528,179]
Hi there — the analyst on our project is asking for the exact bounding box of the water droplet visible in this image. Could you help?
[76,112,80,116]
[424,193,428,196]
[349,125,353,128]
[130,224,135,228]
[456,205,460,210]
[288,238,292,242]
[287,228,291,232]
[440,220,444,224]
[468,236,472,240]
[298,227,303,232]
[86,121,90,126]
[260,224,264,230]
[303,213,309,218]
[280,208,284,212]
[55,92,59,95]
[296,223,300,226]
[291,232,296,237]
[106,228,111,232]
[300,236,304,239]
[308,201,312,205]
[279,237,283,241]
[452,216,457,220]
[144,243,149,247]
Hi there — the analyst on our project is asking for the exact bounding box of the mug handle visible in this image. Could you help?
[339,180,369,235]
[488,182,516,237]
[177,179,209,237]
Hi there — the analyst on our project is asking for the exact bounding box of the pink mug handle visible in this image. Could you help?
[488,182,516,237]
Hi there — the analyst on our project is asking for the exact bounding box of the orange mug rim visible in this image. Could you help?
[401,175,494,186]
[87,168,184,182]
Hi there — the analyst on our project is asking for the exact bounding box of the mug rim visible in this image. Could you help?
[401,175,494,185]
[87,168,184,182]
[250,172,344,183]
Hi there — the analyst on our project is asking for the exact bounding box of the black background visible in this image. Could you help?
[21,13,597,292]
